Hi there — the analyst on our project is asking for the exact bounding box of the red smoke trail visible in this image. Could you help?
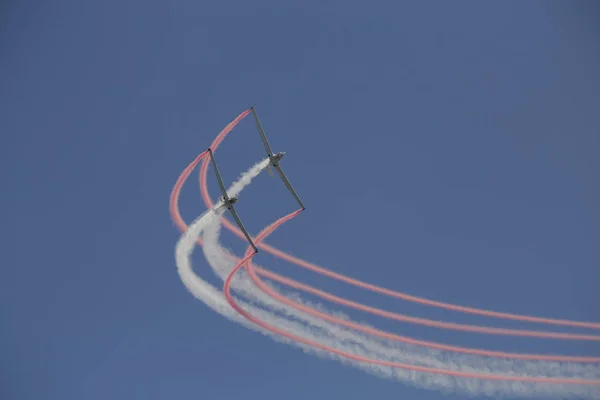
[253,268,600,341]
[197,111,600,331]
[170,109,252,245]
[169,108,599,386]
[171,151,207,240]
[173,149,600,361]
[192,111,600,344]
[222,211,600,386]
[243,261,600,362]
[170,147,600,360]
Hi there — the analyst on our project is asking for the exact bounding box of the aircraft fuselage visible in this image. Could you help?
[220,196,238,208]
[270,152,285,165]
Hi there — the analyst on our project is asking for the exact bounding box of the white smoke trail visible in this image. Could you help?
[201,214,600,399]
[175,157,269,321]
[175,160,600,399]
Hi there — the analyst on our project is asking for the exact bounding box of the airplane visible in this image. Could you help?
[207,148,259,253]
[250,106,306,210]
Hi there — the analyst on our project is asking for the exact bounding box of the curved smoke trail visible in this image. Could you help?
[171,109,599,399]
[174,160,599,398]
[198,111,600,332]
[217,210,600,399]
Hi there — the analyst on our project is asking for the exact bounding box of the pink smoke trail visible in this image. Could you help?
[190,111,600,343]
[222,210,600,386]
[198,110,600,331]
[169,146,600,362]
[168,108,599,388]
[253,268,600,341]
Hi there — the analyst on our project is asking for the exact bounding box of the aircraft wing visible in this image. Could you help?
[273,164,306,210]
[207,148,229,201]
[251,107,274,156]
[227,205,259,253]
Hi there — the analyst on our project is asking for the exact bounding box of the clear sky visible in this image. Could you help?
[1,1,599,399]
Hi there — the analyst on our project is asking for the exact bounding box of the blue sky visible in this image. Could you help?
[1,1,599,399]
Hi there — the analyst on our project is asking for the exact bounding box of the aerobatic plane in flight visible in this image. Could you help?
[250,106,306,210]
[207,148,258,253]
